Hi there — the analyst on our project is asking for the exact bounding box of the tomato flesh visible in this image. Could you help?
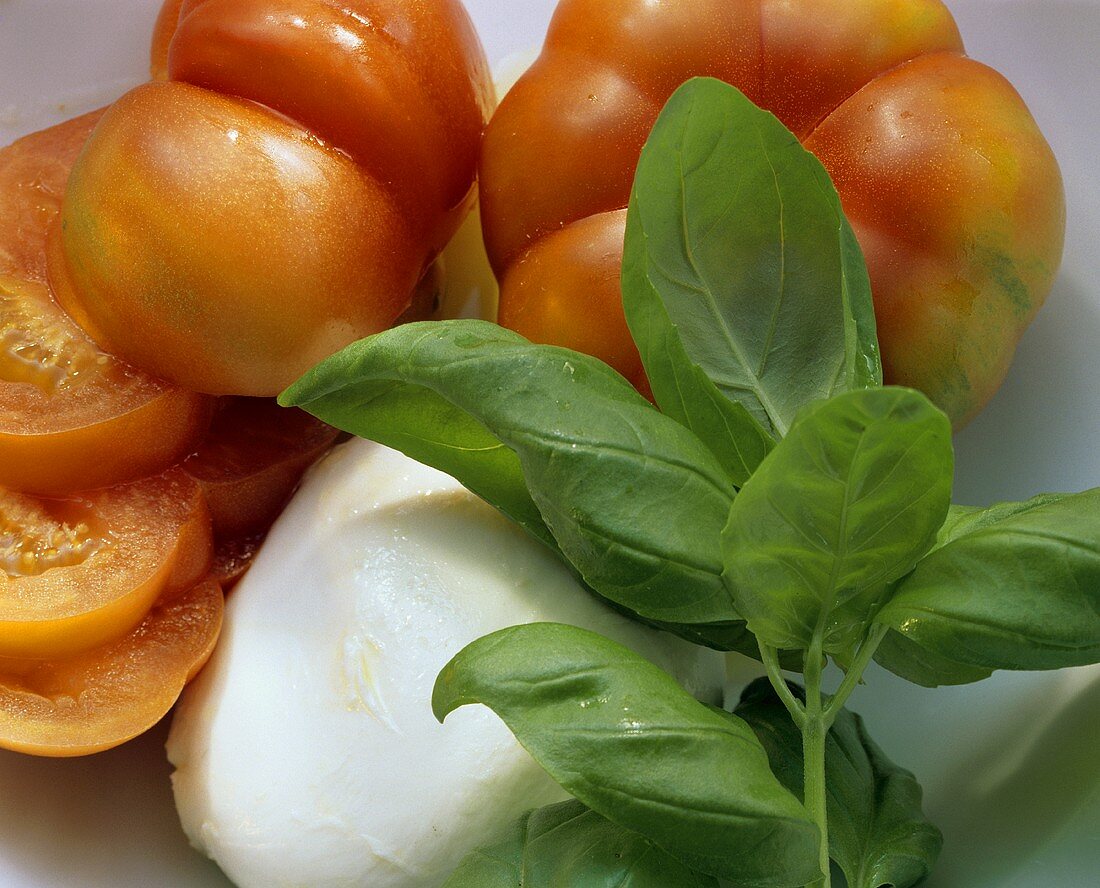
[0,470,212,660]
[0,112,101,286]
[0,578,223,757]
[209,534,263,591]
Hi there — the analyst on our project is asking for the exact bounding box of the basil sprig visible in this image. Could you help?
[722,387,953,661]
[285,321,737,626]
[285,78,1100,888]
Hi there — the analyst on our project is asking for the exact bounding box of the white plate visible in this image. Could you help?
[1,2,1097,886]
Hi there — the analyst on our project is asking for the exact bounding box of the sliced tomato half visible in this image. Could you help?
[183,398,338,538]
[0,115,214,496]
[0,577,223,757]
[0,469,213,660]
[209,533,263,591]
[0,112,101,286]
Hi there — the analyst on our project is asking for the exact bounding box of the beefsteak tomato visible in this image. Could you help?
[481,0,1065,426]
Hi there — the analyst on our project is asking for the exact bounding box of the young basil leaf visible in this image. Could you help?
[443,800,719,888]
[433,623,821,887]
[623,199,775,487]
[875,489,1100,675]
[282,320,738,625]
[735,679,942,888]
[721,387,953,658]
[621,76,880,442]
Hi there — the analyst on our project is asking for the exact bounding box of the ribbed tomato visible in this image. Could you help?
[481,0,1065,426]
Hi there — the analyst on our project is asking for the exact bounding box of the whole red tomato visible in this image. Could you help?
[52,0,494,396]
[480,0,1065,427]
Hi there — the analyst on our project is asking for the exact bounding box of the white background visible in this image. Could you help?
[0,1,1097,885]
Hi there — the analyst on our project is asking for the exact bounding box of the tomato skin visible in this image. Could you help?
[0,578,223,757]
[150,0,185,80]
[805,53,1066,425]
[57,0,493,396]
[53,81,420,396]
[498,209,644,386]
[482,0,1065,427]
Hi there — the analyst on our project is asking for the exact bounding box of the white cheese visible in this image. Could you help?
[168,439,724,888]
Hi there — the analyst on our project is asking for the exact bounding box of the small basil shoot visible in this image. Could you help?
[285,77,1100,888]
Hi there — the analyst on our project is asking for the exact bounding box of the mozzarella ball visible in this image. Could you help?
[168,439,723,888]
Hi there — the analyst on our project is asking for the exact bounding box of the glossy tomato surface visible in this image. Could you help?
[54,0,494,396]
[0,115,212,495]
[481,0,1066,426]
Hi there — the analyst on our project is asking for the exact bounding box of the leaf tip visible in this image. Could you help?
[430,662,462,724]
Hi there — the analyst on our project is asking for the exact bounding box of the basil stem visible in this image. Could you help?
[761,625,891,888]
[802,630,831,888]
[735,678,942,888]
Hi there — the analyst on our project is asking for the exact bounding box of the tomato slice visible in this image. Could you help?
[0,112,101,286]
[210,533,263,591]
[0,114,214,495]
[0,275,214,495]
[0,577,223,757]
[182,398,338,538]
[0,470,212,660]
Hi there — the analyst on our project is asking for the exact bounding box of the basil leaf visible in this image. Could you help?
[935,495,1068,546]
[282,360,557,550]
[283,320,738,625]
[721,387,953,657]
[623,198,775,487]
[443,800,719,888]
[735,679,942,888]
[621,77,880,442]
[875,489,1100,675]
[433,623,820,887]
[873,629,993,688]
[635,616,804,670]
